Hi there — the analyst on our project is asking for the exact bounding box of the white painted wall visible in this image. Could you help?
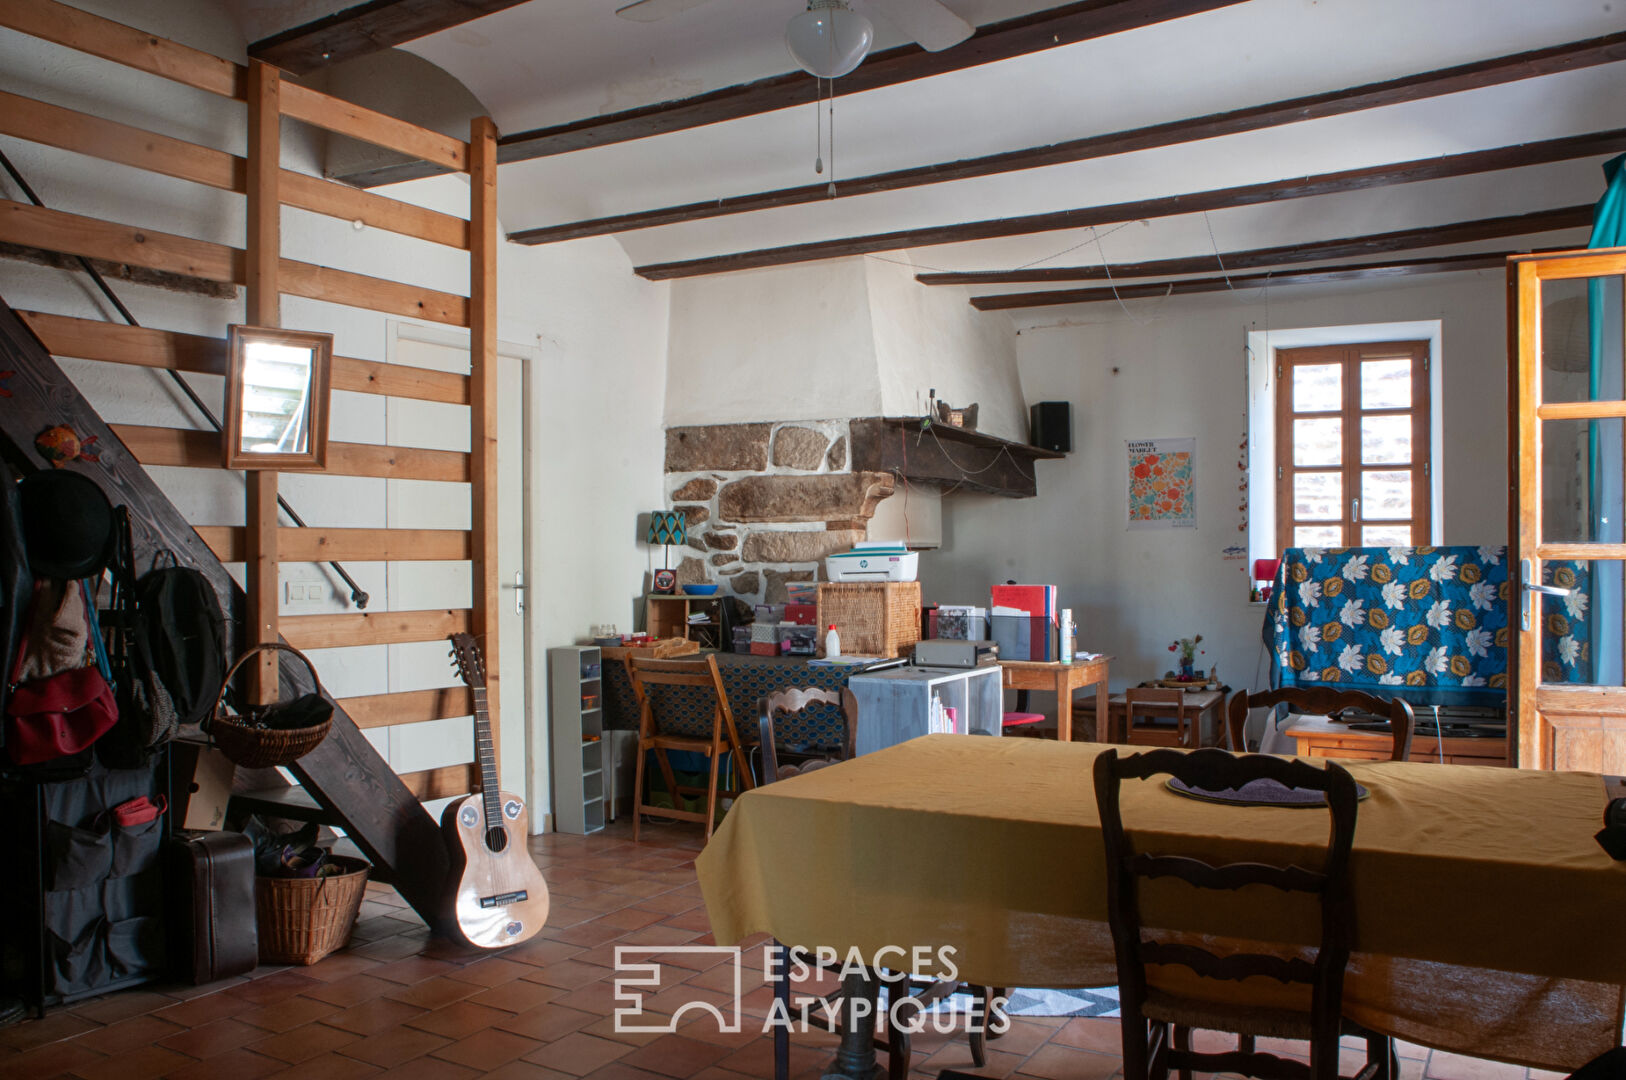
[665,255,1026,439]
[865,257,1026,441]
[920,272,1511,704]
[0,0,670,830]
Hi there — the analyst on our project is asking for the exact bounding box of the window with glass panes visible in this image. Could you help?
[1275,342,1431,552]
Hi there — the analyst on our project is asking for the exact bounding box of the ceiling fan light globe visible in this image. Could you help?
[785,1,873,79]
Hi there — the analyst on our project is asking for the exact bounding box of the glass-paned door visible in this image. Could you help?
[1511,248,1626,771]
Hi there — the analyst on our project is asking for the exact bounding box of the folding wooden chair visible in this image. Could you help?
[629,654,752,840]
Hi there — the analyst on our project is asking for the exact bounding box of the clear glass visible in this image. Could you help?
[1540,275,1624,404]
[1293,364,1341,413]
[1293,418,1342,467]
[1541,417,1624,544]
[1536,559,1617,685]
[1295,525,1342,546]
[1360,358,1411,409]
[1362,525,1411,546]
[1293,472,1341,521]
[1361,470,1412,521]
[1361,415,1411,464]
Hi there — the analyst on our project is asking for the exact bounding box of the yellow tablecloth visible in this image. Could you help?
[696,735,1626,1071]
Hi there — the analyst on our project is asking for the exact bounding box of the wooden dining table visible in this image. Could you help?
[696,736,1626,1078]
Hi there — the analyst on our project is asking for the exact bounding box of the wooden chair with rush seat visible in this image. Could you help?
[1226,687,1415,758]
[1093,746,1396,1080]
[629,654,753,840]
[756,686,857,783]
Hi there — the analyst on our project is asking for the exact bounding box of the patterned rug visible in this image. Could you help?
[932,985,1120,1019]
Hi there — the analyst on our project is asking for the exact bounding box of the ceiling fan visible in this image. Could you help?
[614,0,975,77]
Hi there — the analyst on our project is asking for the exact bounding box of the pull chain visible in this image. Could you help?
[814,77,824,174]
[827,82,837,198]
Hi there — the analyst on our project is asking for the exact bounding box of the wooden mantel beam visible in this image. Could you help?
[489,0,1246,166]
[918,206,1594,285]
[509,33,1626,245]
[249,0,531,75]
[632,128,1626,280]
[968,250,1530,310]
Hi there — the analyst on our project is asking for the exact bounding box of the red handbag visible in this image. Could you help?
[5,664,118,765]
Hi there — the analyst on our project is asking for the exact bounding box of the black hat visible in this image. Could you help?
[18,471,114,580]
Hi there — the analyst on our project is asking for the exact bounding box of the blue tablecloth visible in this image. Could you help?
[1263,545,1591,707]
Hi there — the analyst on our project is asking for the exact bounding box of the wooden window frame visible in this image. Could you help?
[1275,341,1432,553]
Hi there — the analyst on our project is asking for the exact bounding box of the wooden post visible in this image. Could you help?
[468,115,500,783]
[246,59,281,702]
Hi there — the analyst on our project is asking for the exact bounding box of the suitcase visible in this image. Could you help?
[165,830,258,984]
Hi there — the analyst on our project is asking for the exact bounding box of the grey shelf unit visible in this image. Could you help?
[549,646,606,834]
[848,664,1004,756]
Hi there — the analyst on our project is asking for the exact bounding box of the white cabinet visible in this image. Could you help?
[549,646,605,834]
[848,665,1003,756]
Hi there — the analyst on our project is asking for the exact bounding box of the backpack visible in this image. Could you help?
[99,510,226,766]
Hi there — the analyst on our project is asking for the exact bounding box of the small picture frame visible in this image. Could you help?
[224,325,333,471]
[652,569,677,594]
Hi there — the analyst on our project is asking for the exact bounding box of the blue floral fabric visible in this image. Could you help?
[1263,546,1591,707]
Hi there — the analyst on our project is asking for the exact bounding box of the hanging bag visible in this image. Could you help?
[5,581,118,765]
[207,642,333,768]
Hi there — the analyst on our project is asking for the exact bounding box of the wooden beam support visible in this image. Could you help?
[246,59,281,704]
[0,199,241,284]
[112,423,470,481]
[485,0,1246,169]
[921,206,1595,285]
[849,417,1048,498]
[249,0,531,75]
[20,311,471,404]
[634,128,1626,280]
[283,609,472,649]
[196,527,473,564]
[0,0,246,100]
[398,763,479,801]
[280,82,468,174]
[468,115,501,789]
[969,251,1519,310]
[511,33,1626,244]
[337,686,475,730]
[279,260,469,327]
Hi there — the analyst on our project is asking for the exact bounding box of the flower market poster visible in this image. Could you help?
[1127,437,1196,529]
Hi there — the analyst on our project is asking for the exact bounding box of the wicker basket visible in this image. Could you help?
[255,855,370,965]
[209,642,333,768]
[815,582,922,658]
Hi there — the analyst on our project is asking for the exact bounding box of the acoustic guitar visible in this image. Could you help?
[443,632,550,948]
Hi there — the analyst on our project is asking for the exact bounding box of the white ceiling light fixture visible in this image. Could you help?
[785,0,873,79]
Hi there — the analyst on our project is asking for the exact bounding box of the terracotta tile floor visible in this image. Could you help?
[0,820,1573,1080]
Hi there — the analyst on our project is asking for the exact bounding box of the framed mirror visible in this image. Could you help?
[224,325,333,471]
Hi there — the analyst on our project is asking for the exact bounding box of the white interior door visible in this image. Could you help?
[387,325,535,820]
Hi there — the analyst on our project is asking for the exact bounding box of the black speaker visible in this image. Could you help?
[1029,401,1072,453]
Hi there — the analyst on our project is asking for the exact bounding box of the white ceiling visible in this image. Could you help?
[260,0,1626,291]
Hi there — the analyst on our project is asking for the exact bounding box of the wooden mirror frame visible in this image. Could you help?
[224,324,332,471]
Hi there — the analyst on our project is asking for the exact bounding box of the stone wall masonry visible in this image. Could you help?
[662,418,895,607]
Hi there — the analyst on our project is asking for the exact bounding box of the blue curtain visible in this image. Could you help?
[1587,154,1626,682]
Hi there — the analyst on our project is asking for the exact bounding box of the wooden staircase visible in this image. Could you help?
[0,296,451,932]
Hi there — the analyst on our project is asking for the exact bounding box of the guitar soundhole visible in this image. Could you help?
[484,826,508,853]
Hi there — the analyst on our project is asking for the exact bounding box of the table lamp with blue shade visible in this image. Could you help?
[647,510,686,593]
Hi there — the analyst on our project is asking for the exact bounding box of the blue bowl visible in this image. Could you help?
[683,584,719,595]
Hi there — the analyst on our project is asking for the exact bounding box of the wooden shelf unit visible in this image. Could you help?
[644,593,727,646]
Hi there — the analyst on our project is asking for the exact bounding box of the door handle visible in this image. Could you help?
[1519,558,1570,631]
[503,570,525,615]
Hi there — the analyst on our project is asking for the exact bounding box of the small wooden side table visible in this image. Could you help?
[997,656,1112,742]
[1282,715,1509,766]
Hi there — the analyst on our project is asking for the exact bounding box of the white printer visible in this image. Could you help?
[824,541,919,582]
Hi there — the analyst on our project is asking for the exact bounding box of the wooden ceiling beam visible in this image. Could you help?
[510,32,1626,245]
[249,0,531,75]
[490,0,1248,166]
[916,206,1595,285]
[633,128,1626,280]
[968,251,1533,310]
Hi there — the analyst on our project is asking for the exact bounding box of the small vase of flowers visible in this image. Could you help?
[1168,634,1203,681]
